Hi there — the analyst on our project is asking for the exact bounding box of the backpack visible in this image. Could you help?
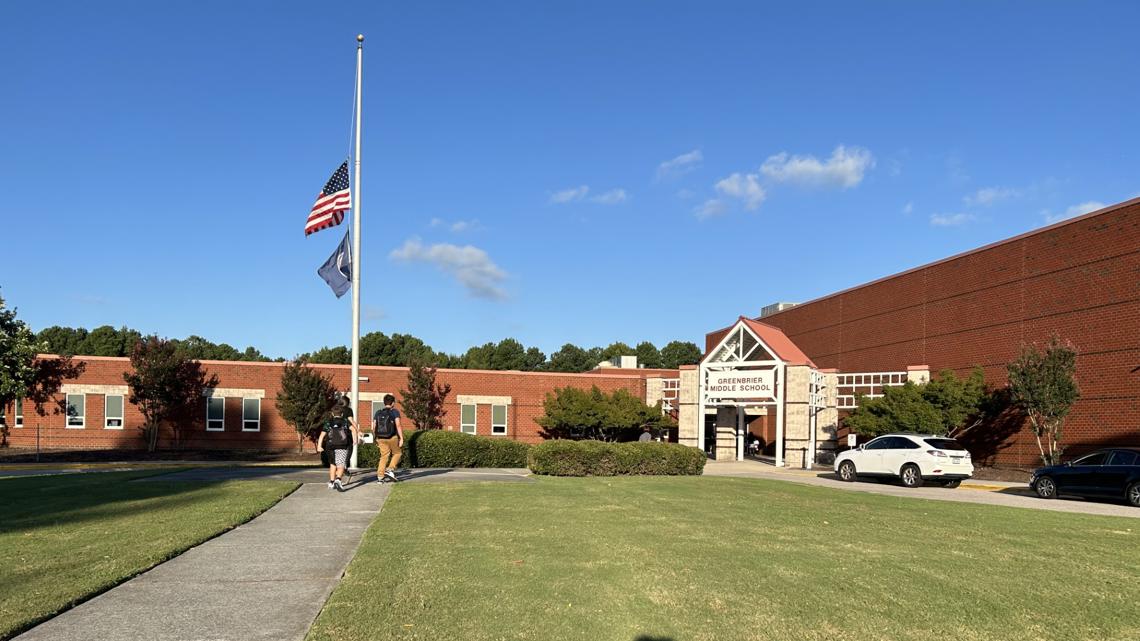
[326,416,352,448]
[374,408,397,438]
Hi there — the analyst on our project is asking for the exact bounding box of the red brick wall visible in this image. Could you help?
[761,198,1140,466]
[3,359,649,451]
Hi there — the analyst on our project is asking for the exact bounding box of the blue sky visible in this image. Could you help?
[2,1,1138,359]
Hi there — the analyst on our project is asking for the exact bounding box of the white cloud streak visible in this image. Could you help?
[901,201,914,215]
[1044,201,1106,224]
[657,149,703,179]
[964,186,1019,207]
[759,145,874,188]
[929,212,976,227]
[590,188,628,205]
[714,172,767,210]
[694,199,727,220]
[549,185,589,204]
[389,238,508,300]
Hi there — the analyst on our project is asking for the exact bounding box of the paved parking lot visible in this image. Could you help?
[704,459,1140,519]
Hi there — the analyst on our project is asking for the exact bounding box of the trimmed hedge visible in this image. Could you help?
[528,440,706,476]
[355,429,531,469]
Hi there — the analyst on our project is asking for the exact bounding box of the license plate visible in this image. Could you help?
[951,457,962,464]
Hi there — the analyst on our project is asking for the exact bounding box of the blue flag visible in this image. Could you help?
[317,230,352,298]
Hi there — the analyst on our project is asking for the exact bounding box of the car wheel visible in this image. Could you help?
[837,460,857,482]
[1127,482,1140,508]
[940,479,961,489]
[1034,475,1057,499]
[900,464,922,488]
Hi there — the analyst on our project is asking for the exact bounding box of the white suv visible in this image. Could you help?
[834,434,974,488]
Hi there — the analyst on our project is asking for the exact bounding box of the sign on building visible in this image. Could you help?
[706,370,777,400]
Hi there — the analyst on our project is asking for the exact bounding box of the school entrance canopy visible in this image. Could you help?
[654,317,931,467]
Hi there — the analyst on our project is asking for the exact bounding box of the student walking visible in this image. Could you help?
[317,397,359,491]
[373,393,405,483]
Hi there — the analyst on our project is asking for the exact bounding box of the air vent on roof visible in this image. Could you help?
[760,302,798,318]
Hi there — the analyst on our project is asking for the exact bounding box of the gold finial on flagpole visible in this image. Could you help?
[357,34,364,43]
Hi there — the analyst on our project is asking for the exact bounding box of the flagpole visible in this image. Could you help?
[349,34,363,470]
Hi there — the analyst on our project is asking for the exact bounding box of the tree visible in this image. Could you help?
[304,345,352,365]
[123,336,219,451]
[635,341,663,369]
[536,385,676,442]
[546,343,596,373]
[844,382,944,437]
[1007,338,1080,466]
[1,295,84,447]
[660,341,702,369]
[600,342,634,361]
[276,359,339,453]
[844,369,991,439]
[37,325,87,355]
[399,359,452,430]
[522,347,547,371]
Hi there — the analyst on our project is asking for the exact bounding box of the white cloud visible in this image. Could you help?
[590,188,628,205]
[1044,201,1105,224]
[714,172,766,210]
[676,188,696,200]
[389,238,508,300]
[964,186,1019,207]
[929,212,976,227]
[694,199,727,220]
[430,217,477,232]
[901,201,913,215]
[549,185,589,204]
[657,149,703,179]
[759,145,874,189]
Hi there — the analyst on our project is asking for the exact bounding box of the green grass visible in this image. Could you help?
[308,476,1140,641]
[0,471,297,640]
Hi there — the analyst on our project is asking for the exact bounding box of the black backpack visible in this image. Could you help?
[374,408,397,438]
[326,416,352,448]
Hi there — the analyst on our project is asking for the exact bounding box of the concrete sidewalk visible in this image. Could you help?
[15,467,533,641]
[16,478,384,641]
[703,459,1140,519]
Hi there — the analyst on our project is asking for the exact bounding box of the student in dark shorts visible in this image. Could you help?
[317,397,359,491]
[373,394,405,483]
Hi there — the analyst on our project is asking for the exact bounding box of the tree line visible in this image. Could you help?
[35,325,704,372]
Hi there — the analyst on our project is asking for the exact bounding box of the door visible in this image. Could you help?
[1100,450,1139,496]
[858,437,892,474]
[1059,451,1110,494]
[879,437,921,476]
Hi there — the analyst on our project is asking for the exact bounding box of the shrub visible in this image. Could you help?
[355,429,530,469]
[536,385,676,442]
[528,440,706,476]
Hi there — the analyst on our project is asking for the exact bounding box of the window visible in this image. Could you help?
[15,398,22,428]
[1073,452,1108,466]
[924,438,966,451]
[1108,451,1139,467]
[491,404,507,435]
[66,394,85,428]
[863,438,890,450]
[890,437,921,449]
[206,397,225,431]
[242,398,260,432]
[460,404,476,434]
[105,395,124,429]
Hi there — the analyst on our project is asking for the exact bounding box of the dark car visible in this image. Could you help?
[1030,448,1140,507]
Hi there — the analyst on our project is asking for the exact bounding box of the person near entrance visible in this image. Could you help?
[638,426,653,442]
[374,394,405,483]
[317,397,359,491]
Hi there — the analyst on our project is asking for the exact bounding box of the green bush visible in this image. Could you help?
[528,440,706,476]
[355,429,531,469]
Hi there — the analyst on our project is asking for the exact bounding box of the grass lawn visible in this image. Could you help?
[0,471,297,640]
[308,476,1140,641]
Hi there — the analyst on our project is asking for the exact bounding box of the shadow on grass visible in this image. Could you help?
[634,636,675,641]
[0,471,239,534]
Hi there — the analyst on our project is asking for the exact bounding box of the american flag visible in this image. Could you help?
[305,161,351,236]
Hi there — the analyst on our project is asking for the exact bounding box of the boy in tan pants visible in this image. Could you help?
[373,394,405,482]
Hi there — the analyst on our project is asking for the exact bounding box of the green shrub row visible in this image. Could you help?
[353,429,531,469]
[527,440,706,476]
